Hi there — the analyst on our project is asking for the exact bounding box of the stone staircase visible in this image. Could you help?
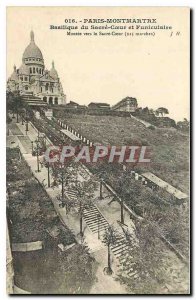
[83,206,109,234]
[21,94,48,107]
[64,186,138,278]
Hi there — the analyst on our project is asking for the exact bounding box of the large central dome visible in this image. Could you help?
[22,31,43,61]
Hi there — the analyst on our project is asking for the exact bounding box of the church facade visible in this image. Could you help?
[7,31,66,105]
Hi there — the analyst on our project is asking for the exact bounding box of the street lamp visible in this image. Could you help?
[35,139,40,172]
[47,162,50,188]
[97,214,101,240]
[43,134,47,151]
[100,178,104,200]
[99,171,107,200]
[25,110,29,134]
[25,119,29,134]
[60,163,64,201]
[31,141,34,155]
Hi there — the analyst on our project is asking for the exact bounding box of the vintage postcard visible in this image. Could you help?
[6,6,190,295]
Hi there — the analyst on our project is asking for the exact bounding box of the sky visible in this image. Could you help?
[7,7,190,121]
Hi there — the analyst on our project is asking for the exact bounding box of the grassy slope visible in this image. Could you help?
[58,113,189,194]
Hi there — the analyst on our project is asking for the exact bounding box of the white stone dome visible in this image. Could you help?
[22,31,43,61]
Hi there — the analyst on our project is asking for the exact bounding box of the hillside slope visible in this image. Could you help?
[55,112,189,194]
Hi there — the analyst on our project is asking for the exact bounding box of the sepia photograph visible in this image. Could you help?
[6,6,190,295]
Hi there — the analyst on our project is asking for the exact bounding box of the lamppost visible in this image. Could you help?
[43,134,47,151]
[99,171,107,200]
[60,163,64,201]
[31,141,34,156]
[16,109,19,123]
[25,118,29,135]
[47,162,50,188]
[97,214,101,240]
[21,116,24,125]
[25,110,29,134]
[35,139,40,172]
[100,178,104,200]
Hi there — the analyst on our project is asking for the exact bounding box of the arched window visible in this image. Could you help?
[45,83,49,91]
[25,86,28,91]
[30,67,32,74]
[54,97,58,105]
[36,67,38,73]
[41,87,42,92]
[33,67,35,73]
[49,97,53,105]
[39,69,41,74]
[43,97,47,102]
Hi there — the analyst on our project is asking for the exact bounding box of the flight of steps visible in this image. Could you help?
[21,93,48,107]
[111,234,138,279]
[83,206,109,234]
[64,186,138,279]
[64,187,109,234]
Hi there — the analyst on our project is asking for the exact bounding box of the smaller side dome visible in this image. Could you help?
[10,65,18,81]
[18,63,29,75]
[50,61,58,79]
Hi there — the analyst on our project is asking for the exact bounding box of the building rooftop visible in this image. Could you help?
[113,96,137,107]
[88,102,110,107]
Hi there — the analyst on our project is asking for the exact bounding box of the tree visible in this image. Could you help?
[115,170,141,224]
[50,160,76,213]
[155,107,169,117]
[157,204,189,257]
[6,91,24,123]
[115,171,130,224]
[177,118,190,132]
[102,225,118,275]
[6,91,15,111]
[118,220,169,294]
[149,109,155,115]
[142,107,150,114]
[70,175,97,240]
[96,170,108,200]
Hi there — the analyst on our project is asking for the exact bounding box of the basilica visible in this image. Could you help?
[7,31,66,105]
